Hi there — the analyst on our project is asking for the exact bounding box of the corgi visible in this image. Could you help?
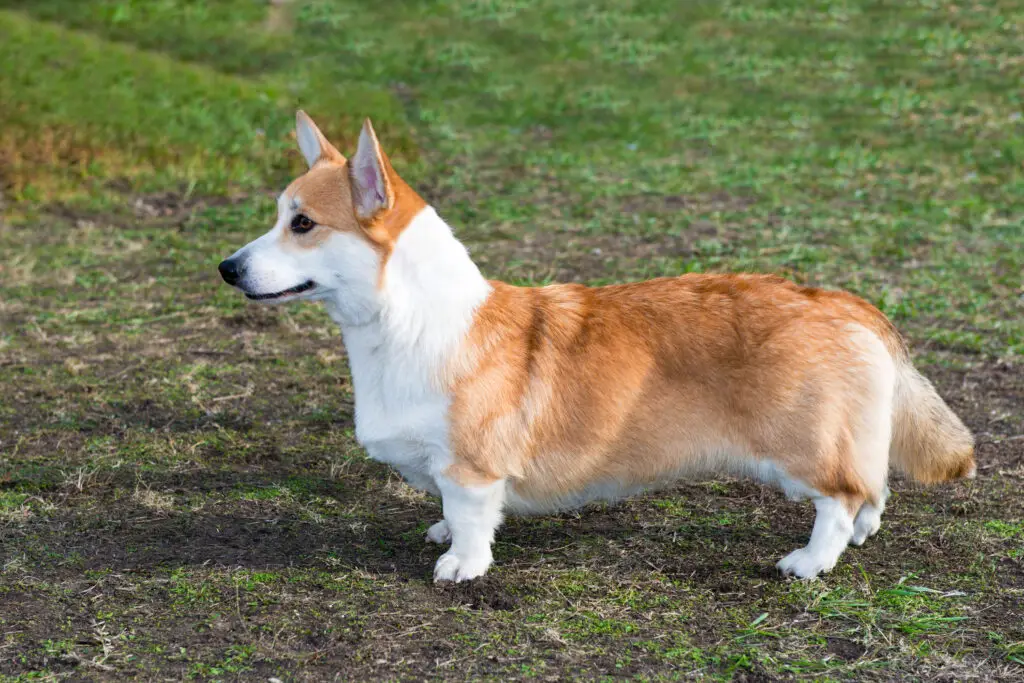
[218,112,976,582]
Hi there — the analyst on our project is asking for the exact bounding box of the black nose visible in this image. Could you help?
[218,259,241,286]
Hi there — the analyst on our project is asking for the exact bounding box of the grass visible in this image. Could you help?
[1,0,1022,680]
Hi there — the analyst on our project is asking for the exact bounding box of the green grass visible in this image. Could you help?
[1,0,1022,680]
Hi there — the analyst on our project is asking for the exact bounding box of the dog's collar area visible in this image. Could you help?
[244,280,316,301]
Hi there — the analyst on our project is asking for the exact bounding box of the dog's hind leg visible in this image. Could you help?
[775,408,889,577]
[851,485,889,546]
[778,326,895,574]
[845,327,896,548]
[425,520,451,544]
[777,494,858,579]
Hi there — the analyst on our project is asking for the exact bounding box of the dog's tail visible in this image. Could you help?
[889,360,975,484]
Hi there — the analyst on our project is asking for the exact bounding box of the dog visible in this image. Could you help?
[218,111,975,582]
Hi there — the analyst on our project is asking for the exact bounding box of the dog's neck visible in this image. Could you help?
[325,206,491,376]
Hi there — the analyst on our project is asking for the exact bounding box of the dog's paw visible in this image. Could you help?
[851,508,882,547]
[776,548,834,579]
[425,520,451,544]
[433,551,491,583]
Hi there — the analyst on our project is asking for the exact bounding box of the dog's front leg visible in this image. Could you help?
[391,468,451,544]
[431,475,506,583]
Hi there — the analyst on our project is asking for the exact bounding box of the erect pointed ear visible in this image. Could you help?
[295,110,344,168]
[349,118,395,222]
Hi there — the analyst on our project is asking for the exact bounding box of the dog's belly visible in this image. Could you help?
[504,479,651,515]
[503,454,815,515]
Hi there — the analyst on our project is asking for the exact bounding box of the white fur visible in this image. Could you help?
[852,485,889,546]
[432,476,505,582]
[333,207,491,456]
[225,193,381,319]
[425,519,451,544]
[325,207,495,581]
[777,496,855,578]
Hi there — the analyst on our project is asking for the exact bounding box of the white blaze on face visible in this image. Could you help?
[223,193,303,299]
[224,192,383,321]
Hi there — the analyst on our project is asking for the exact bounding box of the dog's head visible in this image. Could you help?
[218,112,424,324]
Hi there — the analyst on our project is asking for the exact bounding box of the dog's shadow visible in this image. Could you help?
[9,464,808,585]
[5,394,807,584]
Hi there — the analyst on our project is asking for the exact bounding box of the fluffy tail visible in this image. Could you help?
[890,362,975,484]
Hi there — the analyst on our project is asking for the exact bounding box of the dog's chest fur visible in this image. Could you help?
[336,319,452,488]
[322,208,493,490]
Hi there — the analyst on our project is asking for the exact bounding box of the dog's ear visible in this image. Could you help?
[349,118,395,222]
[295,110,344,168]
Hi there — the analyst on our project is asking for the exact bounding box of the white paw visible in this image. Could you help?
[777,548,835,579]
[425,520,451,544]
[433,550,492,583]
[851,512,881,546]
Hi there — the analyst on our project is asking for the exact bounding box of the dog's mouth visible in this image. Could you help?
[244,280,316,301]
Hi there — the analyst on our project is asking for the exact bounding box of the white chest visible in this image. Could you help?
[338,323,452,478]
[320,206,492,485]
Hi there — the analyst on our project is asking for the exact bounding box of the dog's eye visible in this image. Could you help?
[291,214,315,234]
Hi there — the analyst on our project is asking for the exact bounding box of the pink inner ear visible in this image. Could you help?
[359,163,379,195]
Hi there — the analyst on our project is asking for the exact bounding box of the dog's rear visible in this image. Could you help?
[812,287,976,485]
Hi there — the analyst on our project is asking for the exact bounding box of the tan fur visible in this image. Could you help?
[233,112,984,582]
[358,154,427,258]
[890,363,976,483]
[280,119,425,280]
[281,163,364,248]
[444,275,973,512]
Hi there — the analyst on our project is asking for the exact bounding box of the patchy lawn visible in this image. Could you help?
[1,1,1021,680]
